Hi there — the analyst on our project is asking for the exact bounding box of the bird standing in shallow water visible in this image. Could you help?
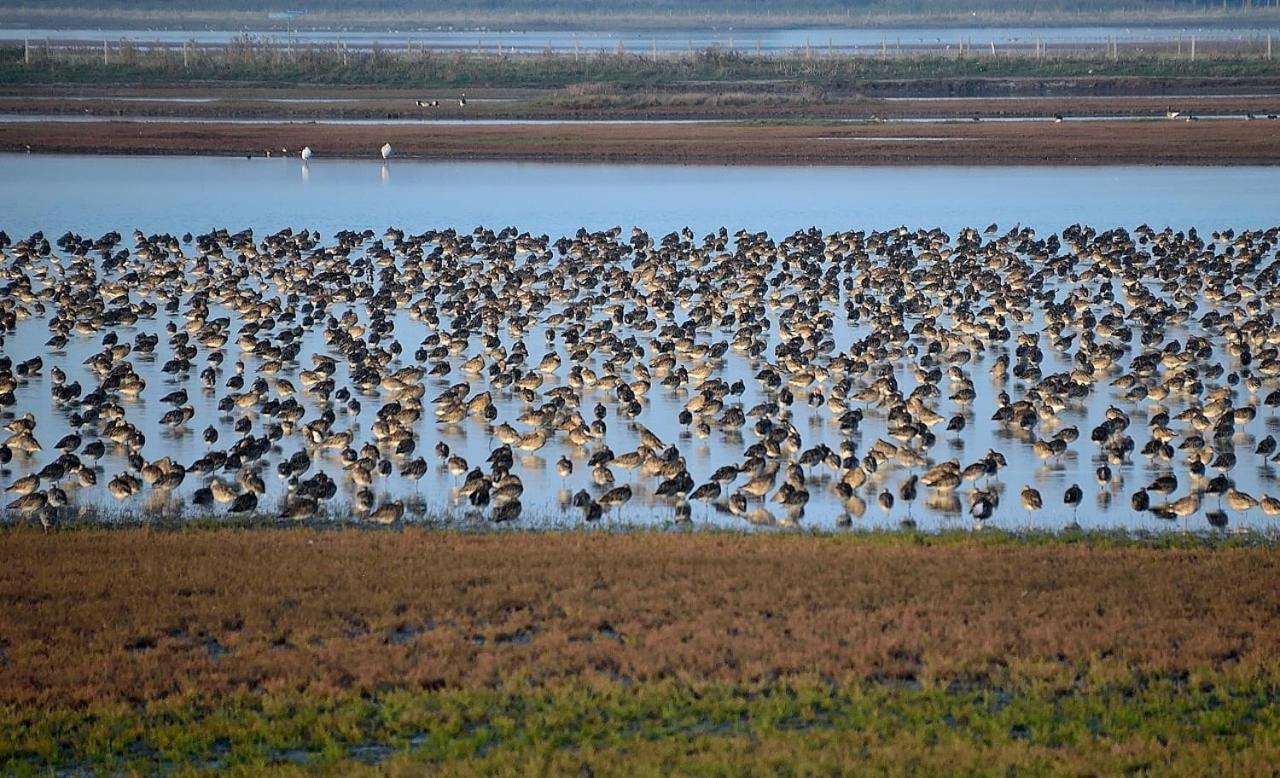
[898,475,918,520]
[1131,489,1150,515]
[1063,483,1083,520]
[1226,488,1257,515]
[369,501,404,525]
[970,489,996,524]
[877,490,894,513]
[1020,485,1042,524]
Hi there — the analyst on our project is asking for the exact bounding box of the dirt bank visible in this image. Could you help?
[3,116,1278,164]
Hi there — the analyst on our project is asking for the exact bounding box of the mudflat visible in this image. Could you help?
[4,115,1279,164]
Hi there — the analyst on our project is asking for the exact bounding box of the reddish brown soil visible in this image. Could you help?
[3,115,1278,164]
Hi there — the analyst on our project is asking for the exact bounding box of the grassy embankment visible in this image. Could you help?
[1,527,1278,774]
[6,44,1280,91]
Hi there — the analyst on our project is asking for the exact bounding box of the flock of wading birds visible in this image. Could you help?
[3,221,1280,531]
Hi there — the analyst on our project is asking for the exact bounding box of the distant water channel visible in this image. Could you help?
[3,25,1277,53]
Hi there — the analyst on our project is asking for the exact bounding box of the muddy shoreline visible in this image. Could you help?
[4,116,1279,164]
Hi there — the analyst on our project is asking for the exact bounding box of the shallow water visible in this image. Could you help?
[1,154,1279,238]
[3,154,1280,532]
[3,25,1277,52]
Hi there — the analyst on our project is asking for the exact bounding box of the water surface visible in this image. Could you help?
[3,154,1278,238]
[3,25,1277,52]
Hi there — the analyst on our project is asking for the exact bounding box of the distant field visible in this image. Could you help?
[6,45,1280,90]
[1,528,1278,773]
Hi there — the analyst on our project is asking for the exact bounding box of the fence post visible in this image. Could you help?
[1190,36,1195,62]
[103,39,108,66]
[23,38,28,65]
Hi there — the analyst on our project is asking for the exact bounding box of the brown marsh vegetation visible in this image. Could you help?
[2,528,1278,708]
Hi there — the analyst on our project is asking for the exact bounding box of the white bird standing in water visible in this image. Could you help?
[380,143,392,160]
[300,146,313,161]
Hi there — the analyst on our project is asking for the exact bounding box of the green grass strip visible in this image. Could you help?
[3,673,1279,775]
[6,47,1280,89]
